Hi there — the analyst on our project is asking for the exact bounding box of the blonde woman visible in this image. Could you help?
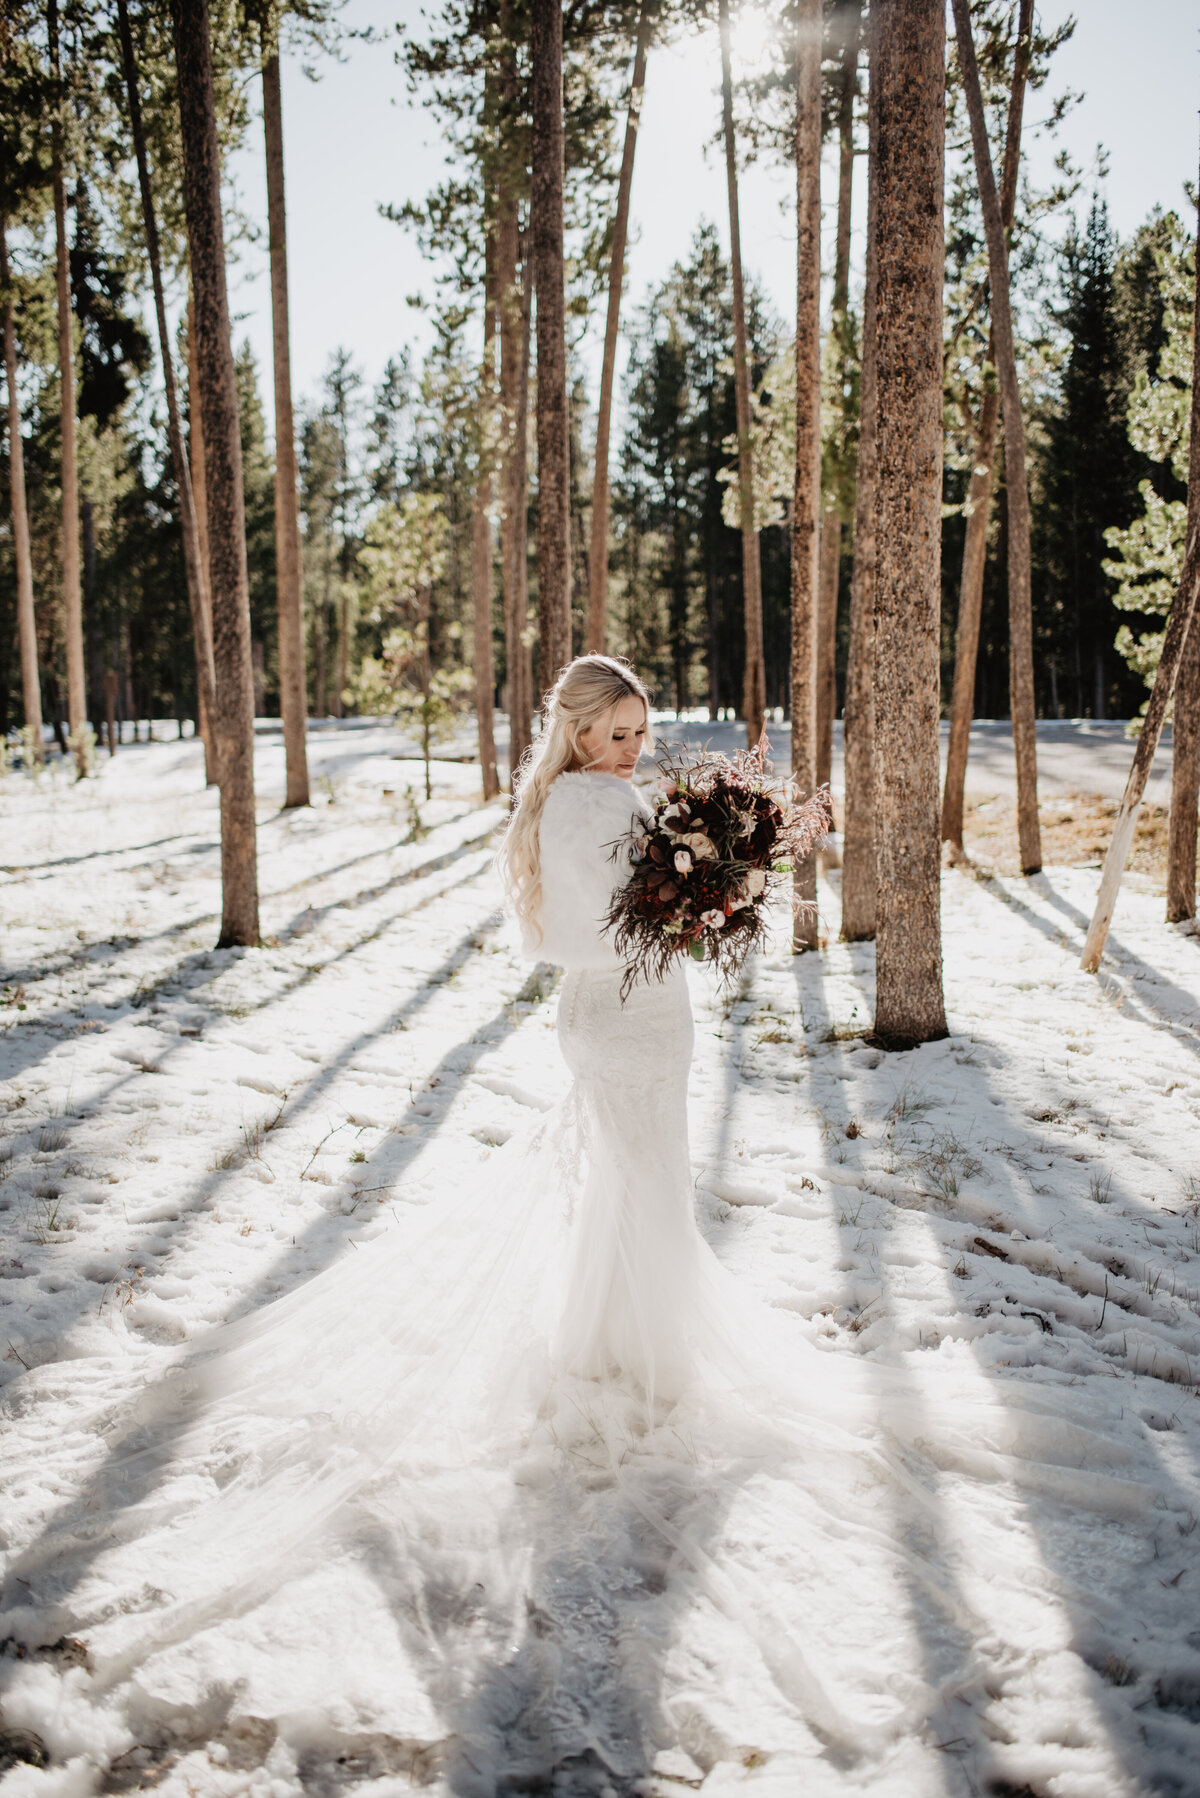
[497,654,710,1394]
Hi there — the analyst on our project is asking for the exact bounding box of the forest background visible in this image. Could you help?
[0,0,1197,792]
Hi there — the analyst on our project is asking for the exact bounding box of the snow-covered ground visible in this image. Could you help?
[1,731,1199,1797]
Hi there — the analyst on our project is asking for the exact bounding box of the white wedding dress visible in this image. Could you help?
[0,772,1150,1788]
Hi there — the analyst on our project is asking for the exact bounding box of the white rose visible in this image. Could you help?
[700,909,727,929]
[683,832,718,861]
[674,849,693,874]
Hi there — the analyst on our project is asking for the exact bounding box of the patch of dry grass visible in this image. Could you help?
[954,791,1186,886]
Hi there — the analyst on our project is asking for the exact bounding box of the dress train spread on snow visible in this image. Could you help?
[0,772,1150,1784]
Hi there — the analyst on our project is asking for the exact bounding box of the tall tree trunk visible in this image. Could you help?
[186,297,217,783]
[942,0,1033,852]
[2,219,44,764]
[503,253,534,778]
[871,0,948,1045]
[515,263,534,737]
[261,16,310,808]
[941,379,998,849]
[497,2,532,778]
[815,522,840,788]
[839,54,878,943]
[719,0,765,747]
[531,0,571,694]
[473,228,500,801]
[791,0,822,951]
[816,0,860,794]
[116,0,217,789]
[586,0,651,654]
[336,587,350,713]
[1166,159,1200,922]
[952,0,1041,874]
[1168,610,1200,922]
[48,0,86,773]
[172,0,259,947]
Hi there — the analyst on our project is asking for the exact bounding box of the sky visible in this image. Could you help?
[222,0,1200,432]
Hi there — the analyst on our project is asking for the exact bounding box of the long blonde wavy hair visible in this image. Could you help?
[496,655,653,940]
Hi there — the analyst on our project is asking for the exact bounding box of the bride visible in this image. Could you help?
[0,655,1149,1788]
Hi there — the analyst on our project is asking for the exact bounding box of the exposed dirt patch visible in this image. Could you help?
[953,791,1189,886]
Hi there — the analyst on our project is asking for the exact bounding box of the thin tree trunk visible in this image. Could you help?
[172,0,259,947]
[791,0,822,951]
[48,0,86,772]
[2,219,44,764]
[1168,619,1200,921]
[941,380,998,849]
[1166,151,1200,921]
[187,297,217,783]
[314,569,327,717]
[870,0,948,1045]
[815,519,840,788]
[952,0,1041,874]
[473,229,500,801]
[497,1,531,778]
[515,262,534,741]
[839,53,878,943]
[336,586,350,712]
[816,0,860,795]
[718,0,765,747]
[116,0,217,790]
[586,0,651,654]
[942,0,1033,852]
[261,18,310,808]
[531,0,571,694]
[1082,541,1200,969]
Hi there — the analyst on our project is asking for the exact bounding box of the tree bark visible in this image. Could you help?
[952,0,1041,874]
[48,0,86,773]
[515,264,534,738]
[816,0,860,794]
[531,0,571,694]
[116,0,218,790]
[791,0,822,951]
[839,46,878,943]
[499,232,533,778]
[815,519,840,789]
[586,0,651,655]
[719,0,765,747]
[1168,616,1200,921]
[262,18,310,808]
[472,226,501,802]
[870,0,948,1046]
[497,2,532,779]
[1166,152,1200,922]
[2,219,44,764]
[172,0,260,947]
[942,0,1033,852]
[941,379,998,849]
[186,297,217,783]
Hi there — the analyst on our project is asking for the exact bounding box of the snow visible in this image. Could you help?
[2,729,1200,1796]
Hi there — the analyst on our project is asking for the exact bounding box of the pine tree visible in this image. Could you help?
[1038,197,1152,719]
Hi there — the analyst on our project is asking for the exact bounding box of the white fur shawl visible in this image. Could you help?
[523,771,652,969]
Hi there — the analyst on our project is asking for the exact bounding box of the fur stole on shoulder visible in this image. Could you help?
[525,771,652,969]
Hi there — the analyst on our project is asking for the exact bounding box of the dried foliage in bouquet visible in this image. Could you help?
[605,739,833,996]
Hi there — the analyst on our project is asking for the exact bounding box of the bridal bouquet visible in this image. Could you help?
[605,739,832,994]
